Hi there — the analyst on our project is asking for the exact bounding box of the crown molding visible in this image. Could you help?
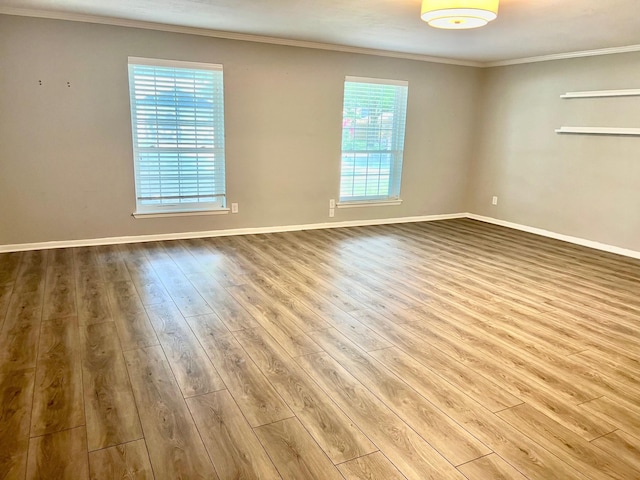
[0,7,481,68]
[2,7,640,69]
[484,44,640,67]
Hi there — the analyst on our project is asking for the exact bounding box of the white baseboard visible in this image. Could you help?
[468,213,640,260]
[3,212,639,260]
[0,213,466,253]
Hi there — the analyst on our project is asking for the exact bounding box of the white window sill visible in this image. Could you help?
[133,208,230,219]
[337,199,403,209]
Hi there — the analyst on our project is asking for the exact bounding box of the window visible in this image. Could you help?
[339,76,408,205]
[128,57,226,215]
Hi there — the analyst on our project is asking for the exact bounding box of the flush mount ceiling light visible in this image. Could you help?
[421,0,499,29]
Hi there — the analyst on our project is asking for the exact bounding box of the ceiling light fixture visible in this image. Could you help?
[421,0,499,29]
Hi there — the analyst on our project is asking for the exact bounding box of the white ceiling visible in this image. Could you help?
[2,0,640,64]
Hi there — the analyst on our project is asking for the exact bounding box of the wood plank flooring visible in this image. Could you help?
[1,218,639,479]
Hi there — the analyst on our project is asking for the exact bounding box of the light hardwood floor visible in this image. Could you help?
[1,218,639,479]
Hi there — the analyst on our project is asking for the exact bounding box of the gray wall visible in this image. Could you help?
[469,52,640,251]
[0,15,480,246]
[4,14,639,253]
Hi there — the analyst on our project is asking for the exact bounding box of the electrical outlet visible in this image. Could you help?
[492,196,498,206]
[329,208,335,218]
[329,199,336,209]
[231,203,239,213]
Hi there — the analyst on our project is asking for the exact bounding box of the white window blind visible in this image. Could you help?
[128,57,226,213]
[339,76,408,203]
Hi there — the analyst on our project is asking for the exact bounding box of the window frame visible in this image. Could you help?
[337,76,409,206]
[128,57,228,217]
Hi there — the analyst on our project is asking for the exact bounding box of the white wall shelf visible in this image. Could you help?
[556,127,640,136]
[560,89,640,99]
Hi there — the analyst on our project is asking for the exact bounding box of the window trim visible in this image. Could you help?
[128,57,223,71]
[132,208,230,219]
[128,57,227,216]
[344,76,408,87]
[336,199,403,209]
[338,76,409,205]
